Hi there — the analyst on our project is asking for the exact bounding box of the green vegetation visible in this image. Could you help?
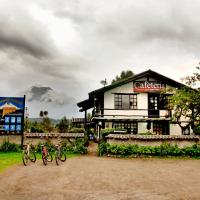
[98,142,200,158]
[0,152,22,173]
[111,70,134,84]
[170,66,200,134]
[57,116,70,133]
[0,139,87,173]
[34,138,87,155]
[0,141,21,152]
[0,151,78,173]
[100,128,127,141]
[138,131,152,135]
[68,127,85,133]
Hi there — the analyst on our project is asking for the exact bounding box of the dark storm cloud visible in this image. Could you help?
[0,28,51,59]
[0,13,55,59]
[1,0,200,118]
[54,0,200,56]
[26,85,76,106]
[27,86,52,102]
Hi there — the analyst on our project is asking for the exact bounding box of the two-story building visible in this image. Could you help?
[77,69,191,136]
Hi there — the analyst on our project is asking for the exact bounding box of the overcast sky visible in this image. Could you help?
[0,0,199,118]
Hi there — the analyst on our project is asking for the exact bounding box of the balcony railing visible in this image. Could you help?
[92,108,172,119]
[71,118,91,123]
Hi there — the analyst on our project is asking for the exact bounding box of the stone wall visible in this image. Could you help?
[0,133,85,145]
[106,134,200,148]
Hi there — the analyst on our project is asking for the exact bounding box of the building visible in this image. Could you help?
[77,69,192,137]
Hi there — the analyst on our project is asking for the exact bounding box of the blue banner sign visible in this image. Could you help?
[0,96,25,134]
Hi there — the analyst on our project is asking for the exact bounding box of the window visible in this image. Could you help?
[159,94,173,110]
[182,126,190,135]
[114,94,137,109]
[113,122,138,134]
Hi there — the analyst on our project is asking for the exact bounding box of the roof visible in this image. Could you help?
[77,69,186,111]
[77,99,94,111]
[89,69,185,96]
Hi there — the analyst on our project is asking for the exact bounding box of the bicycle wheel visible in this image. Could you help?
[60,152,66,162]
[46,153,53,162]
[29,151,36,162]
[55,151,60,166]
[22,151,29,166]
[42,153,47,165]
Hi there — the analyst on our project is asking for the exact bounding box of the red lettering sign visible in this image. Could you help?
[133,81,165,92]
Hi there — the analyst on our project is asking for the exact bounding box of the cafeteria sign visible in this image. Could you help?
[133,81,165,92]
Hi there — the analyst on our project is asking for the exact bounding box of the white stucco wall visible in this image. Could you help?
[101,77,192,136]
[104,82,133,109]
[170,124,182,135]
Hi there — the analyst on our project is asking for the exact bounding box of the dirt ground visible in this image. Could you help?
[0,154,200,200]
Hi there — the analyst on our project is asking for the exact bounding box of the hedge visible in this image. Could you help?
[98,142,200,157]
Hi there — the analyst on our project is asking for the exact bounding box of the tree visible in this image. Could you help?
[39,110,53,132]
[39,110,48,118]
[111,70,134,84]
[57,117,69,133]
[170,66,200,134]
[43,111,48,117]
[39,111,44,118]
[41,117,53,132]
[184,66,200,88]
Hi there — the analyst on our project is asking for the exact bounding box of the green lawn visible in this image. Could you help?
[0,152,78,173]
[0,152,22,173]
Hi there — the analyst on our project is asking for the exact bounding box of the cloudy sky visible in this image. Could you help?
[0,0,199,118]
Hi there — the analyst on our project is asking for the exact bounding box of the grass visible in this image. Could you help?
[0,152,79,173]
[0,152,22,173]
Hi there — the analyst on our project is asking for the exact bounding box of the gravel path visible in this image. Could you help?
[0,156,200,200]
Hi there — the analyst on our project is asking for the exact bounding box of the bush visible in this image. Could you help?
[98,142,200,158]
[35,141,56,153]
[34,139,88,154]
[68,127,85,133]
[0,141,21,152]
[72,138,88,154]
[98,142,110,156]
[194,126,200,135]
[30,126,44,133]
[100,128,115,141]
[138,131,152,135]
[100,128,127,141]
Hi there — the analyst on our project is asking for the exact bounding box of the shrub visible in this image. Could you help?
[100,128,126,141]
[138,131,152,135]
[98,142,109,156]
[35,141,56,153]
[194,126,200,135]
[98,142,200,158]
[35,138,88,154]
[73,138,87,154]
[0,141,21,152]
[68,127,85,133]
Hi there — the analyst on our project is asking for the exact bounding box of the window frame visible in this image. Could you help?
[114,93,137,110]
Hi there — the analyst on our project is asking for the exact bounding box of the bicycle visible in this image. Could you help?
[22,144,36,166]
[41,144,53,165]
[55,144,66,165]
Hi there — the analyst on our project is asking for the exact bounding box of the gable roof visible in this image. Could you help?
[89,69,185,96]
[77,69,186,111]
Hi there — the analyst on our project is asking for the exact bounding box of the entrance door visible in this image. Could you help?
[148,94,159,118]
[153,121,169,135]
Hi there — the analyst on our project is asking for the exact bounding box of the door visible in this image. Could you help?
[153,121,169,135]
[148,94,159,118]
